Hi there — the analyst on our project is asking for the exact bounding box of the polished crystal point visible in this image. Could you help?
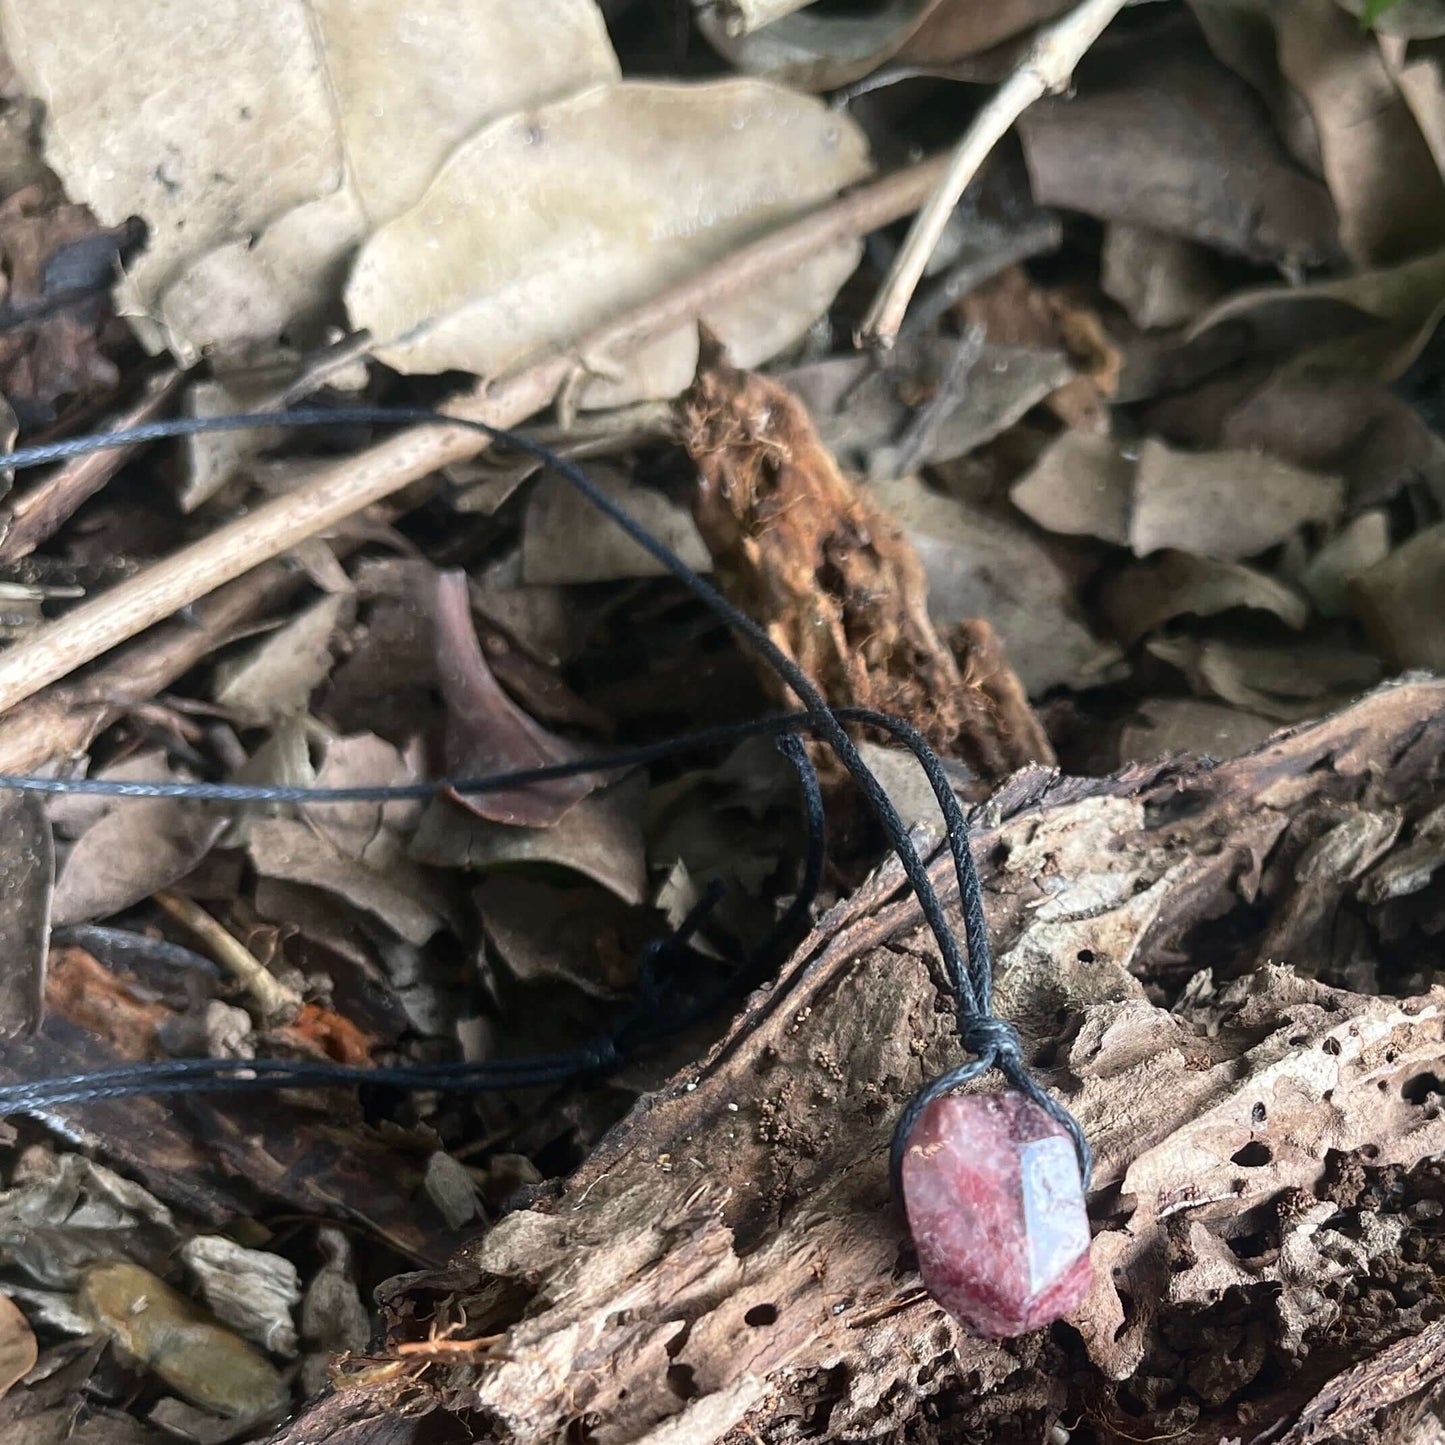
[901,1090,1091,1338]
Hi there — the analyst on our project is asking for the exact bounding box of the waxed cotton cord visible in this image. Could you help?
[0,404,1090,1187]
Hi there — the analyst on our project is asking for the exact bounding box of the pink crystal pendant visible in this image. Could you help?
[900,1090,1092,1338]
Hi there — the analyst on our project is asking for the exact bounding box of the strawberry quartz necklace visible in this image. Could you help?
[0,405,1093,1339]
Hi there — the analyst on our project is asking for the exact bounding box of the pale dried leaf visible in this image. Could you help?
[181,1237,300,1358]
[212,594,350,727]
[0,1295,36,1399]
[695,0,936,91]
[1300,510,1391,617]
[346,80,871,401]
[1350,521,1445,670]
[1101,551,1309,644]
[896,0,1075,65]
[0,0,619,364]
[1380,33,1445,176]
[297,1227,368,1398]
[423,1152,482,1230]
[1118,697,1280,763]
[522,467,711,584]
[246,816,449,946]
[0,791,50,1037]
[1008,431,1132,544]
[1130,439,1343,560]
[869,474,1118,694]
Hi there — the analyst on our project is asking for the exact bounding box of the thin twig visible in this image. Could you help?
[0,155,949,720]
[0,367,183,564]
[857,0,1129,349]
[153,889,302,1021]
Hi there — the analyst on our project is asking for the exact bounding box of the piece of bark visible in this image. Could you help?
[269,677,1445,1445]
[678,339,1053,780]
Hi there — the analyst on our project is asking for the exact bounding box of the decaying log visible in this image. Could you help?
[277,678,1445,1445]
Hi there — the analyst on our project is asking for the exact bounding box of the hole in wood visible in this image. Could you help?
[1403,1072,1445,1106]
[744,1303,779,1327]
[1231,1140,1271,1167]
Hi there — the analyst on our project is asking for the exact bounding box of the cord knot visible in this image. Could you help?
[960,1015,1022,1066]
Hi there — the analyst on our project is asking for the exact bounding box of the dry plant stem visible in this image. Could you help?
[0,154,949,721]
[0,367,183,563]
[153,889,302,1021]
[858,0,1130,347]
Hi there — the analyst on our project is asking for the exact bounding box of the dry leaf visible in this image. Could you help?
[694,0,936,91]
[1100,551,1309,644]
[51,801,226,928]
[1149,634,1384,718]
[1272,0,1445,265]
[1188,244,1445,381]
[1380,32,1445,178]
[180,1236,300,1357]
[1300,510,1391,617]
[80,1261,287,1421]
[433,569,597,826]
[1009,431,1133,545]
[1016,40,1341,266]
[0,1295,35,1400]
[212,593,351,728]
[1350,521,1445,670]
[1117,697,1280,763]
[521,466,711,584]
[681,346,1056,773]
[782,338,1072,480]
[44,946,168,1060]
[1337,0,1445,40]
[410,775,649,905]
[868,473,1119,696]
[0,790,50,1037]
[0,0,620,364]
[346,80,871,401]
[1130,439,1343,560]
[1100,222,1227,330]
[896,0,1075,65]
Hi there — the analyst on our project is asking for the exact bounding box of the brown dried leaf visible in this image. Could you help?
[1149,633,1384,718]
[1102,550,1309,644]
[1100,222,1227,330]
[346,81,871,400]
[782,337,1072,480]
[80,1261,287,1421]
[1380,33,1445,178]
[1130,438,1343,560]
[1350,521,1445,670]
[410,776,648,906]
[51,801,226,928]
[1016,41,1341,266]
[1300,510,1391,617]
[0,1296,35,1401]
[0,790,50,1037]
[680,345,1055,776]
[433,569,596,827]
[1271,0,1445,265]
[896,0,1075,65]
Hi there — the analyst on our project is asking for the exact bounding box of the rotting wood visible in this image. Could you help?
[680,341,1053,781]
[265,677,1445,1445]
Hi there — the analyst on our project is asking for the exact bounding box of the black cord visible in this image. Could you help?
[0,403,1090,1188]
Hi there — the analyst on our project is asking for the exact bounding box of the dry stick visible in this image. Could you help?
[0,154,948,720]
[0,366,183,563]
[857,0,1129,348]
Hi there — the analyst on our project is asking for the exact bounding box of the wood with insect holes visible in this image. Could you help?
[859,0,1130,347]
[263,678,1445,1445]
[0,154,949,722]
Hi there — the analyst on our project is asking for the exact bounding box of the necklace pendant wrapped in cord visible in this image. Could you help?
[901,1090,1091,1338]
